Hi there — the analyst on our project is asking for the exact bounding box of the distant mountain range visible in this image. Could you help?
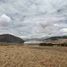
[0,34,24,43]
[45,36,67,40]
[0,34,67,44]
[25,35,67,44]
[41,35,67,44]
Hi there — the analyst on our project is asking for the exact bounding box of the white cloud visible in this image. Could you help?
[0,14,11,22]
[0,14,11,27]
[61,28,67,32]
[0,0,67,38]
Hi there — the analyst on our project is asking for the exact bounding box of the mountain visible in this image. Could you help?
[43,35,67,44]
[0,34,24,43]
[45,36,67,40]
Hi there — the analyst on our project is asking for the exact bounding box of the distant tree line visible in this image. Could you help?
[39,43,67,46]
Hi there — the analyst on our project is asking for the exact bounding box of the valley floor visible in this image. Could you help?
[0,44,67,67]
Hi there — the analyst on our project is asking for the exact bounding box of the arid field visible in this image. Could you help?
[0,44,67,67]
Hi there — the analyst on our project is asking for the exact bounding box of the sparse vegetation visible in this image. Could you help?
[39,43,67,46]
[0,44,67,67]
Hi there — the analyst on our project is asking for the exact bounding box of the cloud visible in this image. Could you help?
[60,28,67,32]
[1,14,11,22]
[32,16,66,35]
[0,14,11,27]
[0,0,67,38]
[0,14,12,35]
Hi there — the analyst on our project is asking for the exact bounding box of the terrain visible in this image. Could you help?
[43,35,67,45]
[0,44,67,67]
[0,34,24,43]
[25,35,67,43]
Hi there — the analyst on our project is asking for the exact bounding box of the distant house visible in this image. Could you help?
[0,34,24,43]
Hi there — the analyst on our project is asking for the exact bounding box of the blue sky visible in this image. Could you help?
[0,0,67,38]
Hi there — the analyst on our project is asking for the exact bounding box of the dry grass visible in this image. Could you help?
[0,44,67,67]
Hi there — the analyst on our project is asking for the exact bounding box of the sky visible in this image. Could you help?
[0,0,67,38]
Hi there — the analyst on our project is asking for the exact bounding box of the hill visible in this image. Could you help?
[43,35,67,45]
[0,34,24,43]
[45,36,67,40]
